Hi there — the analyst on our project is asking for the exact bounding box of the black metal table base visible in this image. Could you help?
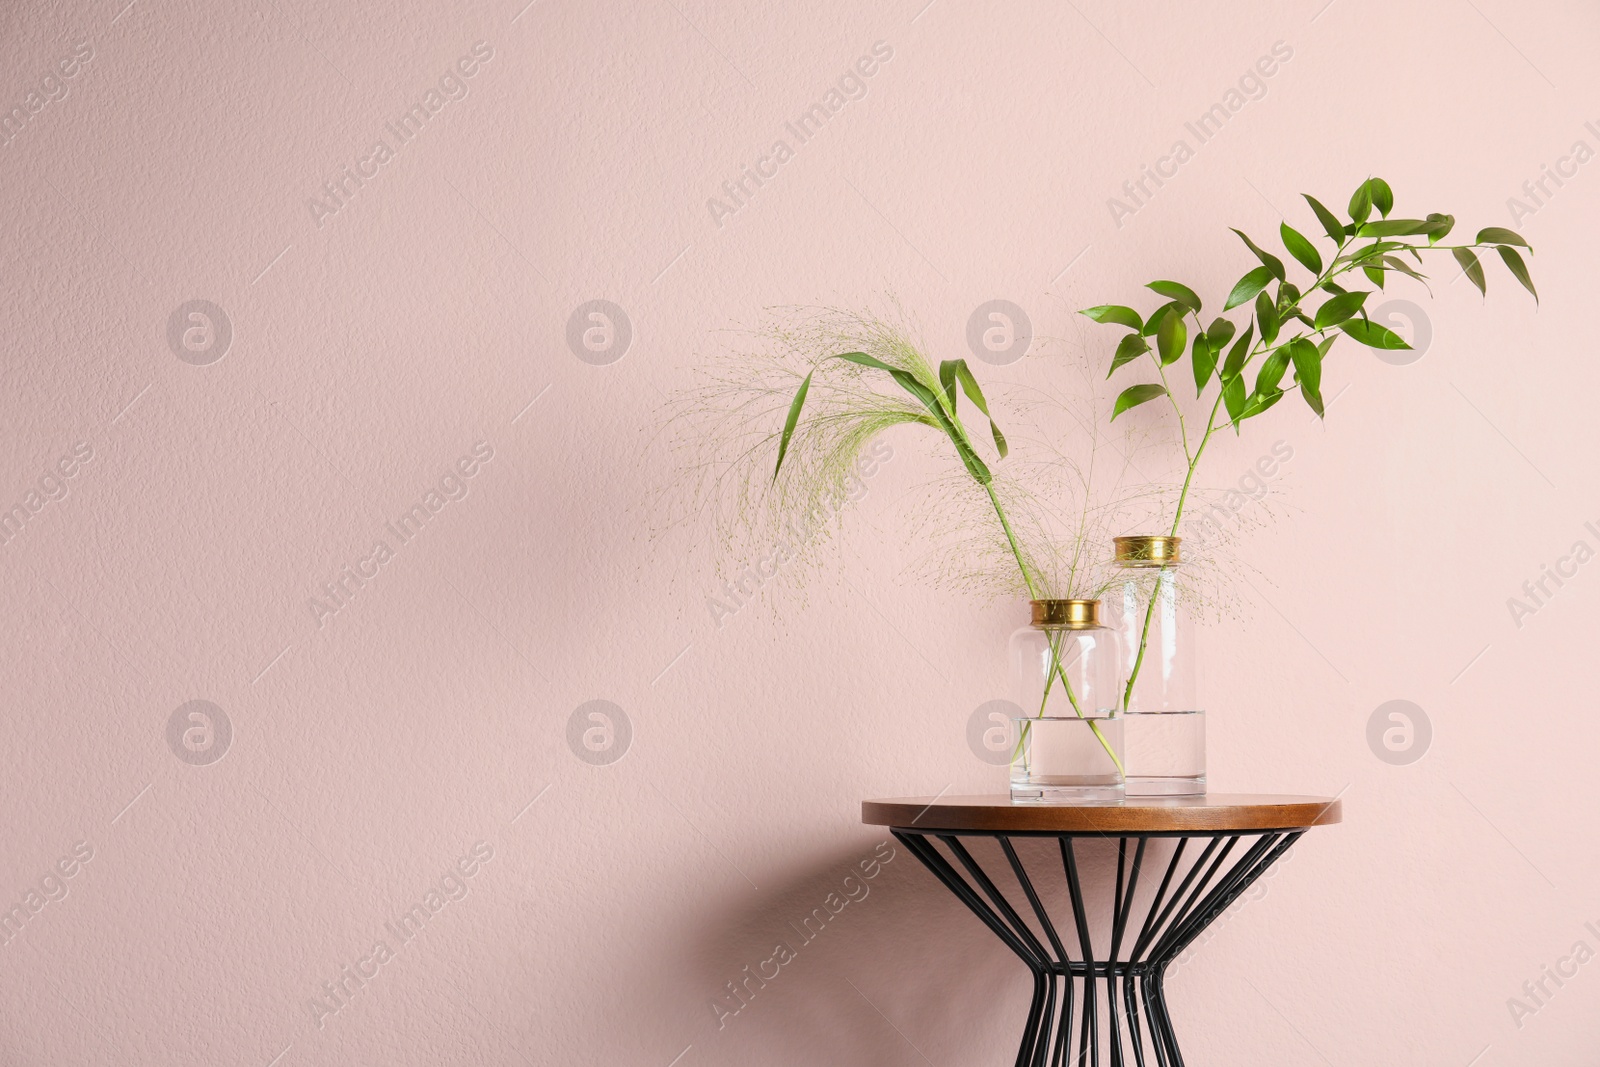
[892,827,1304,1067]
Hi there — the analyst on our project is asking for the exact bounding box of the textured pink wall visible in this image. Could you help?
[2,0,1597,1063]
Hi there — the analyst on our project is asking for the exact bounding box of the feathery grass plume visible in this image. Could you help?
[664,300,1134,768]
[661,300,1002,599]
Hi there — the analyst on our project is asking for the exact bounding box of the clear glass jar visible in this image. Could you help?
[1111,536,1205,796]
[1008,599,1125,802]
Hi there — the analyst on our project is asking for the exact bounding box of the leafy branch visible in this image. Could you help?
[1081,176,1537,708]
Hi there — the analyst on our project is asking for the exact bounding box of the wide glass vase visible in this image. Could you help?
[1111,536,1205,796]
[1008,599,1125,802]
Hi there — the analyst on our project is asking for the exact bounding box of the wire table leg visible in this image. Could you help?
[893,828,1306,1065]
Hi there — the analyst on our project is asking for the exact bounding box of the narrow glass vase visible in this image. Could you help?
[1008,598,1125,803]
[1112,535,1205,797]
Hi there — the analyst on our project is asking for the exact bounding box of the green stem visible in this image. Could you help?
[1168,393,1225,535]
[1154,355,1192,465]
[986,482,1126,777]
[1040,630,1083,717]
[985,482,1038,599]
[1120,392,1223,712]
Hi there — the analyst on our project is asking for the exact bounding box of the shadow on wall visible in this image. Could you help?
[648,832,1147,1065]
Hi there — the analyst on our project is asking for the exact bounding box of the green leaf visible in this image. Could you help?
[1157,308,1187,366]
[938,359,959,410]
[1452,247,1486,296]
[1476,227,1531,248]
[886,367,992,484]
[1364,265,1385,288]
[1355,219,1429,237]
[1207,317,1237,351]
[1277,281,1301,311]
[1288,337,1324,418]
[1221,322,1253,382]
[1142,300,1183,336]
[833,352,990,482]
[1423,213,1455,245]
[1304,194,1346,245]
[1314,290,1369,330]
[1317,333,1337,359]
[1239,388,1284,422]
[1348,182,1372,225]
[1109,333,1151,375]
[1146,280,1202,314]
[1232,229,1286,282]
[1255,348,1291,395]
[1367,178,1394,217]
[1112,383,1169,421]
[772,370,812,481]
[1349,241,1409,262]
[1380,255,1429,285]
[1226,266,1275,310]
[1197,317,1238,392]
[1497,246,1538,303]
[1223,374,1247,425]
[836,351,900,373]
[1081,304,1145,330]
[1280,222,1322,274]
[1340,318,1410,350]
[952,359,1009,458]
[1255,290,1280,346]
[1192,331,1217,395]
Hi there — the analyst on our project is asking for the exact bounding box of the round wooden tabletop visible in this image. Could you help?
[863,794,1342,834]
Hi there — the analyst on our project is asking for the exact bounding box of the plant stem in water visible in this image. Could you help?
[986,483,1125,777]
[1120,394,1223,712]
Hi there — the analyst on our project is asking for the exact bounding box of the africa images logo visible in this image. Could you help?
[1107,41,1294,228]
[305,42,495,229]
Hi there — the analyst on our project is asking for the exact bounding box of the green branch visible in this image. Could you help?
[1087,179,1537,713]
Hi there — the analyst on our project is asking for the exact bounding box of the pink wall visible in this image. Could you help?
[2,0,1597,1063]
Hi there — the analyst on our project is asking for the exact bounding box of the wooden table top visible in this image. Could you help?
[863,794,1343,834]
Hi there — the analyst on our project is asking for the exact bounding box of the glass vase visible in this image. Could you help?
[1111,536,1205,796]
[1008,599,1125,802]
